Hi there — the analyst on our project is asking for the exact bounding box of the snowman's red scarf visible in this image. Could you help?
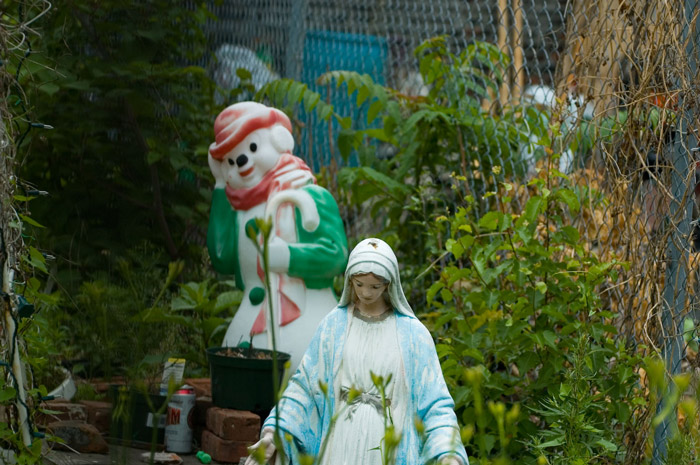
[225,153,316,336]
[225,153,315,210]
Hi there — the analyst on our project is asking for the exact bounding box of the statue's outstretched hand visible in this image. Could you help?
[245,429,276,465]
[208,153,226,189]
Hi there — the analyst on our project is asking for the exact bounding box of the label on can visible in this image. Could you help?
[146,413,166,428]
[164,386,196,454]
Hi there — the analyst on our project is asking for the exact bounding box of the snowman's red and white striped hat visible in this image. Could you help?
[209,102,292,160]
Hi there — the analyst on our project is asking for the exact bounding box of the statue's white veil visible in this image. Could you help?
[338,238,414,317]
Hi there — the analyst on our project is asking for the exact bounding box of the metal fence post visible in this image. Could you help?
[651,1,699,462]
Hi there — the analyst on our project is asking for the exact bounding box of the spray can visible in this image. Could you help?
[165,385,196,453]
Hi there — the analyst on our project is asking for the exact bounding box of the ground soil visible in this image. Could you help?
[44,445,246,465]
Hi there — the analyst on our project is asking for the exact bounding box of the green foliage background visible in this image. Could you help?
[21,0,216,278]
[4,2,699,464]
[11,0,237,391]
[256,36,692,464]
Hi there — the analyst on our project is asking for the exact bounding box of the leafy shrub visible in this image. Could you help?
[139,277,243,372]
[423,172,644,463]
[294,36,541,303]
[54,242,182,380]
[253,34,672,464]
[20,0,218,292]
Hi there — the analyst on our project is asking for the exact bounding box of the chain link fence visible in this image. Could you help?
[206,1,699,461]
[0,0,695,461]
[205,0,567,165]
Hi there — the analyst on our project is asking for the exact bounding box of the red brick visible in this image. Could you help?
[185,378,211,398]
[201,429,252,463]
[191,397,213,449]
[79,400,111,434]
[36,401,87,426]
[88,377,126,394]
[47,420,109,454]
[206,408,260,442]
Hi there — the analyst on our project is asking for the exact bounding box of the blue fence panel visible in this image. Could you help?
[298,31,388,171]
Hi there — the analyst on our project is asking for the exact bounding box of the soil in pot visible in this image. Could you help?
[207,347,290,412]
[215,347,279,359]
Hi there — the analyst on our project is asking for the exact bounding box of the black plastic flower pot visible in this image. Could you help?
[207,347,290,412]
[108,384,167,447]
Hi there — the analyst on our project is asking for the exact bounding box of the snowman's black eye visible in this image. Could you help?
[250,143,257,152]
[227,158,235,166]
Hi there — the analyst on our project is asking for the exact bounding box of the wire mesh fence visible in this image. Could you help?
[205,0,568,165]
[0,0,697,461]
[203,0,699,461]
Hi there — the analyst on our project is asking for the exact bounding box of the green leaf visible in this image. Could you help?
[356,84,371,106]
[0,387,17,402]
[560,226,580,244]
[39,82,61,96]
[147,151,162,165]
[202,317,227,340]
[19,214,45,228]
[589,262,615,282]
[482,434,496,454]
[459,235,474,251]
[427,282,445,304]
[215,291,243,313]
[559,383,571,398]
[478,211,500,231]
[539,437,565,448]
[139,306,191,326]
[235,68,252,81]
[523,195,543,224]
[336,115,353,130]
[303,92,321,112]
[287,81,306,104]
[367,99,384,124]
[63,80,92,91]
[337,130,362,160]
[26,246,48,273]
[13,195,36,202]
[440,288,453,302]
[446,238,464,259]
[535,281,547,294]
[596,439,618,452]
[355,167,411,196]
[517,352,539,374]
[361,128,395,143]
[461,348,484,362]
[542,330,557,348]
[317,104,333,121]
[557,188,581,214]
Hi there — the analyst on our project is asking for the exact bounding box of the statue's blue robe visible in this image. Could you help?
[263,306,469,464]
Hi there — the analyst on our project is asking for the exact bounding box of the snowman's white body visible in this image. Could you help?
[223,202,339,369]
[207,102,348,372]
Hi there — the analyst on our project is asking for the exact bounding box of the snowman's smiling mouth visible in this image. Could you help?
[239,166,255,177]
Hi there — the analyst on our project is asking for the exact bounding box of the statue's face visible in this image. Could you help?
[351,273,389,311]
[221,128,280,189]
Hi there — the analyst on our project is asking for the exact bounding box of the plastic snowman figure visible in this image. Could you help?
[207,102,348,370]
